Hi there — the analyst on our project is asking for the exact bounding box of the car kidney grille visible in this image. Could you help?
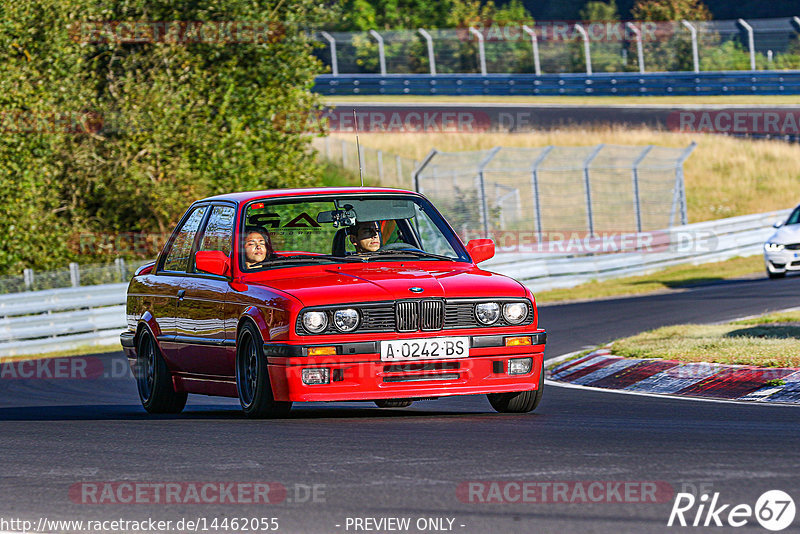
[420,300,444,330]
[395,300,444,332]
[785,243,800,250]
[396,301,418,332]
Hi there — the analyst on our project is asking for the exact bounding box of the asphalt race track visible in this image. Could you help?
[1,276,799,533]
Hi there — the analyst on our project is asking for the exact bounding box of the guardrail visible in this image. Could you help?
[314,71,800,96]
[0,209,788,357]
[0,284,127,357]
[483,209,790,292]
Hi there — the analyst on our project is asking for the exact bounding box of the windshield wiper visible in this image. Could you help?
[370,249,455,261]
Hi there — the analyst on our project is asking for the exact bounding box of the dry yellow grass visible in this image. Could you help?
[333,127,800,222]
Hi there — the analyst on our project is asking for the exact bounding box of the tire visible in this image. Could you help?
[135,330,187,414]
[236,322,292,418]
[374,399,413,408]
[487,364,544,414]
[768,270,786,279]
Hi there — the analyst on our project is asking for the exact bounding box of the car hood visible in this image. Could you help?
[767,224,800,245]
[244,263,527,307]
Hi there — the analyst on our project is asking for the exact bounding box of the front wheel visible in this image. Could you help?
[236,322,292,418]
[487,365,544,414]
[768,269,786,279]
[135,330,187,414]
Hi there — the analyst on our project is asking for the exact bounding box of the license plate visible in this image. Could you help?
[380,337,469,362]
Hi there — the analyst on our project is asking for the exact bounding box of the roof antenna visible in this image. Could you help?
[353,109,364,187]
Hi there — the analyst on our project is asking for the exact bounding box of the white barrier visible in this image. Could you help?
[484,209,790,292]
[0,285,127,357]
[0,209,789,357]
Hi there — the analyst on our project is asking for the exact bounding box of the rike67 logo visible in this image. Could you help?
[668,490,795,531]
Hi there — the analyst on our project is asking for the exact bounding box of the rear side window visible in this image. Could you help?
[198,205,236,257]
[162,206,208,272]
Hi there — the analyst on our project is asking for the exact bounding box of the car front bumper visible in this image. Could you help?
[764,249,800,273]
[265,332,546,402]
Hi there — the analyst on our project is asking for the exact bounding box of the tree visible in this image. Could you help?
[0,0,332,273]
[631,0,711,72]
[631,0,711,21]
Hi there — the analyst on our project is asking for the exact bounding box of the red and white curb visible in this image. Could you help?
[547,348,800,403]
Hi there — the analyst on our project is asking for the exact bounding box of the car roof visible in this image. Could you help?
[201,187,421,204]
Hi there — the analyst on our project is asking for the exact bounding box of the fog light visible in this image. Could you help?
[302,368,330,385]
[508,357,533,375]
[505,336,532,347]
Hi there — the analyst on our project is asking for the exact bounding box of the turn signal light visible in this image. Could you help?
[307,346,337,356]
[505,336,532,347]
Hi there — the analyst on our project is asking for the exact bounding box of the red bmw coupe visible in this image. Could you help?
[120,188,546,417]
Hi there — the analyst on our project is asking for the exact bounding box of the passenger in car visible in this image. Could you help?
[243,228,274,267]
[348,221,382,254]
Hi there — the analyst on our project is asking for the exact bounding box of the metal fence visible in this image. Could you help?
[413,143,695,238]
[311,136,419,189]
[316,17,800,76]
[0,258,152,295]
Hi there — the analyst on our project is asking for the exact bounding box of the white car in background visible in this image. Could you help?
[764,205,800,279]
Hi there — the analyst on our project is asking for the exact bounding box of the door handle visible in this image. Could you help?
[177,289,186,300]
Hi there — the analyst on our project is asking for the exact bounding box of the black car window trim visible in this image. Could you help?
[187,201,238,280]
[157,203,212,274]
[156,200,238,276]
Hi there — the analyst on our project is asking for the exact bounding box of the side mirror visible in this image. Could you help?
[195,251,231,277]
[773,221,784,228]
[466,239,495,263]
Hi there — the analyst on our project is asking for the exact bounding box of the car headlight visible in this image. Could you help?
[475,302,501,325]
[302,311,328,333]
[333,308,360,332]
[503,302,528,324]
[765,242,785,252]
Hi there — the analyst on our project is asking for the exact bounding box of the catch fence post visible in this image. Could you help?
[522,25,541,75]
[632,145,654,232]
[319,31,338,76]
[531,146,554,243]
[582,144,605,237]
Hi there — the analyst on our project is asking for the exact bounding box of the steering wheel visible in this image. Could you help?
[378,242,423,252]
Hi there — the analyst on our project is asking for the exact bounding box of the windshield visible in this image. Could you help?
[239,194,469,271]
[786,206,800,226]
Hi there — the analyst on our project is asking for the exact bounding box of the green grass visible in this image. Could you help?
[732,310,800,325]
[534,255,764,304]
[325,95,800,105]
[612,316,800,368]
